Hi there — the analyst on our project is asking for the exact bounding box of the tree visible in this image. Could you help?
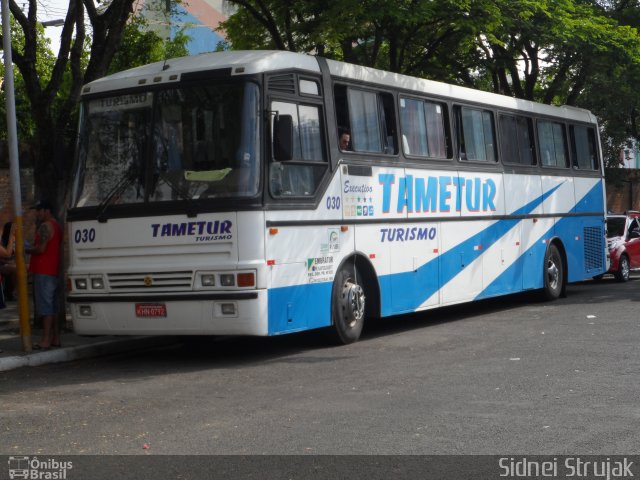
[469,0,640,105]
[220,0,483,77]
[0,16,56,166]
[0,0,137,210]
[108,11,190,75]
[0,0,191,209]
[221,0,640,168]
[576,1,640,167]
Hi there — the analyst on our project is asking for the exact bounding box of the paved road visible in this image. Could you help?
[1,275,639,457]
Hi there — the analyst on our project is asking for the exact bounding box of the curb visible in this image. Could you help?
[0,336,178,372]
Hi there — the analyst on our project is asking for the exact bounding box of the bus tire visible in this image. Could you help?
[330,262,365,344]
[543,244,564,300]
[614,254,630,282]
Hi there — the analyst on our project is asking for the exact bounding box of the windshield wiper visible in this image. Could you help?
[96,167,139,223]
[152,171,200,218]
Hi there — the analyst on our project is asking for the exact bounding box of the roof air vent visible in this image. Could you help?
[268,74,296,94]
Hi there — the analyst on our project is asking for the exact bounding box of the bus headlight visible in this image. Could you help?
[75,278,88,290]
[91,276,105,290]
[195,270,257,290]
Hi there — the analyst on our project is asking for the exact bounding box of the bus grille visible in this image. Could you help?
[583,226,604,273]
[107,271,193,291]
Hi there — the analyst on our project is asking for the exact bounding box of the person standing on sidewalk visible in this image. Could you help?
[26,200,62,349]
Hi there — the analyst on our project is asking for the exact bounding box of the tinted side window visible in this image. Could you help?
[399,97,448,158]
[269,100,326,197]
[455,106,496,162]
[499,114,535,165]
[538,120,568,168]
[349,89,381,152]
[335,85,397,154]
[570,125,598,170]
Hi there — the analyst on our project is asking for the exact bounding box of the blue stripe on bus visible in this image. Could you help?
[267,181,603,334]
[267,281,333,335]
[476,181,605,300]
[475,224,552,300]
[573,180,604,213]
[381,183,563,315]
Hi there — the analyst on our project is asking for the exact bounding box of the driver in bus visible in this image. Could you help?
[339,127,351,151]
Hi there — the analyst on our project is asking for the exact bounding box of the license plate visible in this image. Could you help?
[135,303,167,317]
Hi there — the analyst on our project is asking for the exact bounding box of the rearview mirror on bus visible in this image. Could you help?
[274,114,294,161]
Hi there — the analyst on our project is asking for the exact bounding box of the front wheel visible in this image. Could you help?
[543,244,564,300]
[330,262,365,344]
[615,255,630,282]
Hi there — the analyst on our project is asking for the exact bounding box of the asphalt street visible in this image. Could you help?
[1,274,639,459]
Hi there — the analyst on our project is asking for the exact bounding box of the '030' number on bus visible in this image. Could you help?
[74,228,96,244]
[326,196,341,210]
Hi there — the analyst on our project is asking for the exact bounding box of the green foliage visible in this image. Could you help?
[222,0,640,169]
[0,18,57,152]
[108,16,190,74]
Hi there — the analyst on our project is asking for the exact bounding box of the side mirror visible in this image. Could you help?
[273,114,294,161]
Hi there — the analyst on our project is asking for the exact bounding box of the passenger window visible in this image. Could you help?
[269,100,326,197]
[499,114,535,165]
[399,97,448,158]
[455,106,496,162]
[538,120,568,168]
[570,125,598,170]
[334,85,397,154]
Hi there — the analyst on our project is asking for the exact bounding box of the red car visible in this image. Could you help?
[603,211,640,282]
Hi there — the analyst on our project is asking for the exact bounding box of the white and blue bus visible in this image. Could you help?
[67,50,607,343]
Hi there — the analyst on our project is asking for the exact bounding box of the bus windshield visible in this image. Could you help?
[72,82,260,208]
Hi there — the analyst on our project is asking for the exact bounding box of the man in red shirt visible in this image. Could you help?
[26,200,62,349]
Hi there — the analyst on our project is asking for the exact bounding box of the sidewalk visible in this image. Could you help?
[0,299,176,372]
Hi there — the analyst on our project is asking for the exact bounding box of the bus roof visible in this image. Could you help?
[82,50,321,95]
[83,50,596,123]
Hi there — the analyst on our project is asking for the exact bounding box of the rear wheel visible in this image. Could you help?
[615,255,630,282]
[543,244,564,300]
[330,262,365,344]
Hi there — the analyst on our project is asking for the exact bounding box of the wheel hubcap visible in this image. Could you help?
[341,281,365,328]
[622,258,629,279]
[547,259,559,290]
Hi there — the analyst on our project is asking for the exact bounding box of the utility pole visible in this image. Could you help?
[2,0,32,351]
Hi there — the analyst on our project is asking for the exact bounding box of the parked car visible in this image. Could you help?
[602,211,640,282]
